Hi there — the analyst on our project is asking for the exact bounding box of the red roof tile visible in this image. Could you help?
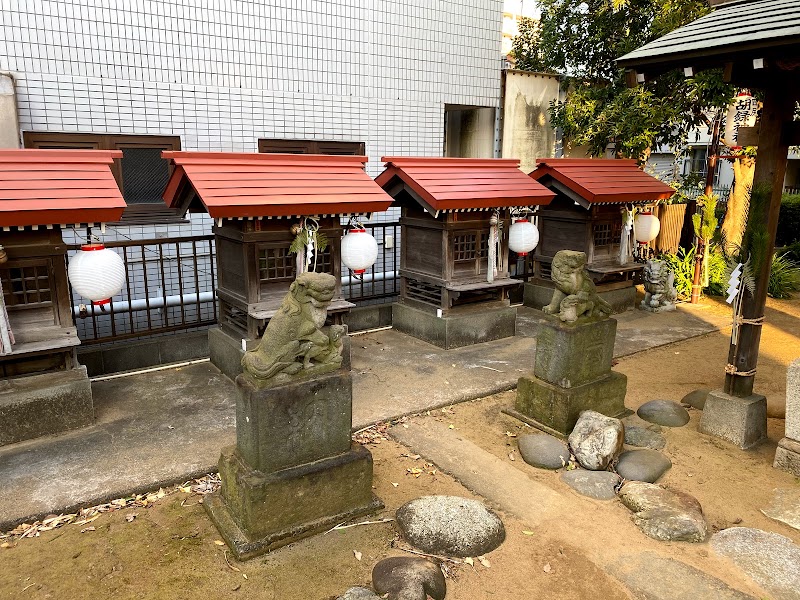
[375,157,554,212]
[0,149,126,228]
[530,159,675,204]
[161,152,394,219]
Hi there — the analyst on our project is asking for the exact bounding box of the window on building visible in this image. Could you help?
[258,139,365,155]
[23,133,183,224]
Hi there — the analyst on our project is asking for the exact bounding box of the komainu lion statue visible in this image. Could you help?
[543,250,612,323]
[242,272,345,388]
[641,259,677,311]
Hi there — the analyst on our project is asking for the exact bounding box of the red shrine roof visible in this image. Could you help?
[161,152,394,219]
[374,157,555,213]
[530,159,675,205]
[0,149,126,228]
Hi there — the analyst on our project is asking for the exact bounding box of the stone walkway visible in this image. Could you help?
[0,303,729,530]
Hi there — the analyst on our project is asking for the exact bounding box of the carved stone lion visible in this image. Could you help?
[641,259,677,311]
[241,272,345,388]
[542,250,612,323]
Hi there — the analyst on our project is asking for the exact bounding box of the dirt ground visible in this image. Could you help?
[1,296,799,600]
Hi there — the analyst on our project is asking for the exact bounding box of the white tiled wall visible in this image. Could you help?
[2,0,502,180]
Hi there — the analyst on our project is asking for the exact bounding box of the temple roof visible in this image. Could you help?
[0,149,126,228]
[162,152,393,219]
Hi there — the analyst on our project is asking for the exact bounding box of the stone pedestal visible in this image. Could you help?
[392,302,516,349]
[699,390,767,450]
[509,315,629,436]
[774,357,800,475]
[0,367,93,446]
[204,368,381,559]
[639,302,676,313]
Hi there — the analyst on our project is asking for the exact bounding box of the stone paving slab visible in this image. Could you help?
[0,303,728,529]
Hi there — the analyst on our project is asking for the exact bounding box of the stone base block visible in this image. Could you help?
[638,303,676,313]
[524,281,636,314]
[774,437,800,476]
[236,370,352,473]
[206,443,383,560]
[534,315,617,387]
[699,389,767,449]
[392,302,516,349]
[0,367,93,446]
[208,326,246,381]
[514,371,629,436]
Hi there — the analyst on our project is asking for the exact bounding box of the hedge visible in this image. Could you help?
[777,194,800,247]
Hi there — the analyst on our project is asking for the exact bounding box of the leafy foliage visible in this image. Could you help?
[777,194,800,247]
[768,252,800,299]
[692,193,718,241]
[511,0,734,159]
[662,246,696,301]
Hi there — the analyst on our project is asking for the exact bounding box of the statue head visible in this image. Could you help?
[551,250,586,288]
[283,271,337,318]
[643,259,668,286]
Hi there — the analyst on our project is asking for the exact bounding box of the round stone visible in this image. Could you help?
[568,410,625,471]
[637,400,690,427]
[560,469,620,500]
[518,434,571,470]
[624,425,666,450]
[337,587,381,600]
[681,389,710,410]
[616,449,672,483]
[395,495,505,557]
[372,556,446,600]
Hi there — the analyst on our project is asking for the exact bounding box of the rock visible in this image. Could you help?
[637,399,690,427]
[372,557,446,600]
[395,495,505,557]
[518,433,571,469]
[711,527,800,600]
[624,425,666,450]
[619,481,707,542]
[568,410,625,471]
[681,388,710,410]
[560,469,620,500]
[608,552,757,600]
[337,587,381,600]
[762,488,800,531]
[616,449,672,483]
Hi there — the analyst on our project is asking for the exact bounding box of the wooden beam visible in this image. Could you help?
[724,84,799,397]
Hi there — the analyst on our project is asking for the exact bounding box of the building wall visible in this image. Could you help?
[2,1,501,175]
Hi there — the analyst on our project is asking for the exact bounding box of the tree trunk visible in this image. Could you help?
[721,156,756,254]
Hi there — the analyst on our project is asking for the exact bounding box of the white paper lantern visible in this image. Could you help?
[508,218,539,256]
[68,244,126,305]
[722,91,759,148]
[634,212,661,244]
[341,228,379,275]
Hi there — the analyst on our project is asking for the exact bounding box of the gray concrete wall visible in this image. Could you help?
[0,73,20,148]
[501,70,559,172]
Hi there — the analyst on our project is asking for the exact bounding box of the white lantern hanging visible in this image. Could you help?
[341,228,379,275]
[68,243,126,305]
[722,90,759,149]
[634,211,661,244]
[508,218,539,256]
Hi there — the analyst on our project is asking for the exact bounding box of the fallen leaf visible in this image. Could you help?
[214,540,226,546]
[508,451,516,461]
[232,584,241,591]
[74,515,99,526]
[1,542,12,549]
[448,424,455,429]
[80,526,96,533]
[391,482,399,488]
[463,557,474,566]
[242,573,248,580]
[504,431,517,437]
[543,563,552,573]
[478,556,491,568]
[180,486,192,493]
[522,530,535,536]
[353,550,362,561]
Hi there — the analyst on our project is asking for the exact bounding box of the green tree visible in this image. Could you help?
[511,0,734,160]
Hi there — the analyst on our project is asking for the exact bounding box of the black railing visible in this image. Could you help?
[67,235,218,345]
[68,223,402,345]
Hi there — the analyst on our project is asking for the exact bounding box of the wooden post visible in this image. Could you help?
[724,85,797,397]
[690,114,721,304]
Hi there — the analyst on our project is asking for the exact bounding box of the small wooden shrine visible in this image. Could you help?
[0,149,126,445]
[527,159,674,312]
[375,157,554,349]
[162,152,393,380]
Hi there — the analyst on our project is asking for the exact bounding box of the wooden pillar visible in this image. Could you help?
[724,85,797,397]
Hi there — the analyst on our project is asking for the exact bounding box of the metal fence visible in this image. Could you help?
[69,223,401,345]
